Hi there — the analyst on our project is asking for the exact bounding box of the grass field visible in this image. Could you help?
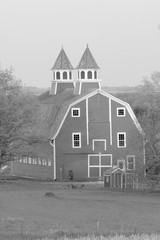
[0,179,160,239]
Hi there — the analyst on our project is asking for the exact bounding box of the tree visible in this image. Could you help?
[0,68,38,166]
[136,71,160,188]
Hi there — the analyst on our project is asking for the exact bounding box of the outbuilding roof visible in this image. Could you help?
[76,45,100,69]
[104,167,125,175]
[51,48,74,70]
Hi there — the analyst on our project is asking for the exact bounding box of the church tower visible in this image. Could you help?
[50,47,74,95]
[74,45,101,95]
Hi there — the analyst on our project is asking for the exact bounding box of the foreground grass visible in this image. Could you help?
[0,179,160,239]
[29,233,160,240]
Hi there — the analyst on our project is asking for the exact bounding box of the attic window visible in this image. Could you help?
[117,108,126,117]
[71,108,80,117]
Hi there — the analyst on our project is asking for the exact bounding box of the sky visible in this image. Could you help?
[1,0,160,88]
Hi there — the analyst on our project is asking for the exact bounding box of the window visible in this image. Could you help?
[127,155,135,170]
[69,71,72,79]
[63,71,67,79]
[48,160,52,166]
[88,71,92,79]
[72,133,81,148]
[117,159,125,170]
[117,108,126,117]
[38,158,41,165]
[81,71,85,79]
[56,72,60,80]
[117,133,126,148]
[71,108,80,117]
[28,157,32,164]
[94,71,97,79]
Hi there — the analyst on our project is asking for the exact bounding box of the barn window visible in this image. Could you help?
[71,108,80,117]
[117,108,126,117]
[63,71,67,79]
[81,71,85,79]
[72,133,81,148]
[117,132,126,148]
[28,157,32,164]
[88,71,92,79]
[117,159,125,170]
[48,160,52,166]
[38,158,41,165]
[56,71,60,79]
[42,159,47,166]
[127,156,135,170]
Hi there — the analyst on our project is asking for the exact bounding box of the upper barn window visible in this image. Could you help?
[72,133,81,148]
[117,108,126,117]
[117,132,126,148]
[71,108,80,117]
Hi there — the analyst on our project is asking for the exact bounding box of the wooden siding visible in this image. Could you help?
[56,82,74,94]
[55,92,144,180]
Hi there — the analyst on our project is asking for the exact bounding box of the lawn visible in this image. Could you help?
[0,179,160,239]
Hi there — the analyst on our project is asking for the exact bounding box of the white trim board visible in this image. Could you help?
[88,154,112,178]
[92,139,107,151]
[52,89,145,139]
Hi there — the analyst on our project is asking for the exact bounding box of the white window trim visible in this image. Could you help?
[71,108,80,117]
[88,154,112,177]
[127,155,135,170]
[72,132,81,148]
[92,139,107,151]
[117,159,125,170]
[117,132,126,148]
[117,107,126,117]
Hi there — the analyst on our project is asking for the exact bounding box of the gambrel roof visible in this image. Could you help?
[51,48,74,70]
[35,89,145,141]
[76,45,100,69]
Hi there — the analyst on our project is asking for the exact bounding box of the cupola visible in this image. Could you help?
[74,45,101,95]
[76,44,100,80]
[50,48,74,95]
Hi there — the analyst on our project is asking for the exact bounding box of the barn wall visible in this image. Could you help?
[55,93,144,180]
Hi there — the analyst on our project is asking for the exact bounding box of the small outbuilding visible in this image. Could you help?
[103,167,138,189]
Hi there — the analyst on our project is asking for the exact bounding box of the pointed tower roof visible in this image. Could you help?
[76,45,100,69]
[51,48,74,70]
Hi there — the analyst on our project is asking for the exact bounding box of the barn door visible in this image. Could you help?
[88,154,112,178]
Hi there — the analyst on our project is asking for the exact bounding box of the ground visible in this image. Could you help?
[0,179,160,239]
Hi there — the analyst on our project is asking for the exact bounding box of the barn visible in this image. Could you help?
[11,45,145,187]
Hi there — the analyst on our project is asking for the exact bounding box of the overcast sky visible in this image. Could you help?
[1,0,160,88]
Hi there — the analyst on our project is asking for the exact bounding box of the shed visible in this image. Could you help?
[103,167,138,189]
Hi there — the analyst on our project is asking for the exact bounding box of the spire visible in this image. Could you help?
[51,48,74,70]
[76,45,100,69]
